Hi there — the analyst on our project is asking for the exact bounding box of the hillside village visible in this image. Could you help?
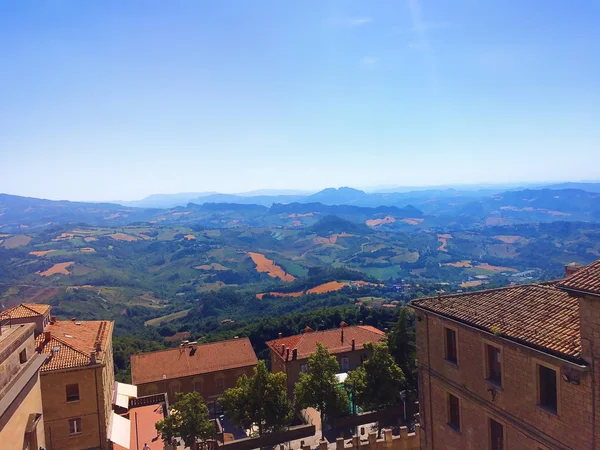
[2,258,600,449]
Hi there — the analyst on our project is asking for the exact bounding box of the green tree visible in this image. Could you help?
[294,343,349,439]
[221,360,292,436]
[345,342,405,435]
[387,308,417,391]
[155,392,214,450]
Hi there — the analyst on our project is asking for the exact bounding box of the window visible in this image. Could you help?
[486,345,502,386]
[445,328,457,363]
[216,377,225,391]
[68,418,82,435]
[447,393,460,431]
[194,381,203,393]
[66,384,80,402]
[490,419,504,450]
[340,357,350,372]
[300,363,308,373]
[19,349,27,364]
[538,365,557,412]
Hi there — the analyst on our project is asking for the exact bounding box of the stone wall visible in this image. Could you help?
[288,427,420,450]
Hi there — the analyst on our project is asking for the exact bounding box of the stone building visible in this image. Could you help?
[266,323,386,394]
[130,337,258,404]
[36,318,115,450]
[411,260,600,449]
[1,303,51,334]
[0,322,46,450]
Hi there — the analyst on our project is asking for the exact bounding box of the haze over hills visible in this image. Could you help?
[105,182,600,209]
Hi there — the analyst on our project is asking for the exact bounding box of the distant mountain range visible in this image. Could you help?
[108,182,600,210]
[2,184,600,233]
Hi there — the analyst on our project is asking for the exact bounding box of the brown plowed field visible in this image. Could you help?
[248,252,295,282]
[437,234,452,252]
[38,261,74,277]
[2,235,32,248]
[30,250,56,257]
[366,216,396,227]
[108,233,138,242]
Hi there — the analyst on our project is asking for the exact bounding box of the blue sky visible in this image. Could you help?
[1,1,599,201]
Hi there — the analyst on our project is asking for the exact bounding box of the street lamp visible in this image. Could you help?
[400,390,407,423]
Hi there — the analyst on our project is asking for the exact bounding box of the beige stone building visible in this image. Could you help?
[0,321,46,450]
[411,260,600,450]
[1,303,51,334]
[131,337,258,404]
[266,323,386,394]
[36,318,115,450]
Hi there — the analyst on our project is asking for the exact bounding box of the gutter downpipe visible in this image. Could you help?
[425,313,434,450]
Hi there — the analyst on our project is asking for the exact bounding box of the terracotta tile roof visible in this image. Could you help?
[130,337,258,385]
[266,325,386,361]
[1,303,50,319]
[558,259,600,295]
[411,283,582,361]
[35,320,113,372]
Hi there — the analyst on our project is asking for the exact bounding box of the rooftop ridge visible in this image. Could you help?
[38,335,92,360]
[413,281,561,303]
[131,336,251,357]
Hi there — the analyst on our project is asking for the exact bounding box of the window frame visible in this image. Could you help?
[446,392,461,432]
[215,375,225,391]
[487,415,506,450]
[340,356,350,372]
[483,340,503,388]
[443,325,459,365]
[68,418,82,436]
[19,348,27,364]
[535,359,560,415]
[65,383,80,403]
[300,363,308,373]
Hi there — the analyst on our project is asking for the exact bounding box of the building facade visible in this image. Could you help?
[411,261,600,450]
[266,323,386,394]
[36,318,115,450]
[0,322,46,450]
[130,337,258,404]
[1,304,52,334]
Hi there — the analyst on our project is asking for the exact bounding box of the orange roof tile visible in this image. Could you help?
[558,259,600,295]
[130,338,258,385]
[1,303,50,319]
[35,320,113,372]
[266,325,386,361]
[411,283,582,361]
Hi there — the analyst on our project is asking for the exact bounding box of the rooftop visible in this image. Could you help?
[130,337,258,385]
[266,325,386,361]
[558,259,600,296]
[1,303,50,319]
[35,320,113,372]
[411,283,582,362]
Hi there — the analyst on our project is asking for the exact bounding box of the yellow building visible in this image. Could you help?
[36,318,114,450]
[0,321,47,450]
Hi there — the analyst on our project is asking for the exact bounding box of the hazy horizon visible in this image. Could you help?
[2,1,599,201]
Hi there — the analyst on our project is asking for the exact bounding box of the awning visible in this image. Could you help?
[336,373,348,384]
[109,412,131,449]
[113,381,138,409]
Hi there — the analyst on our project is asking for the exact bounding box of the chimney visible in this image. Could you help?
[292,349,297,360]
[286,348,290,361]
[95,342,102,352]
[352,338,355,351]
[384,328,388,334]
[278,332,283,339]
[281,344,285,355]
[71,317,76,322]
[44,331,51,342]
[565,262,583,278]
[359,320,363,326]
[341,328,344,344]
[90,351,97,365]
[50,316,56,324]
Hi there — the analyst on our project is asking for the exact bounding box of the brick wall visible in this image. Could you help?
[136,364,256,404]
[415,311,594,449]
[41,366,107,450]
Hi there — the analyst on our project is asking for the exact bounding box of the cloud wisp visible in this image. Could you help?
[333,17,373,27]
[360,56,378,67]
[407,0,439,91]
